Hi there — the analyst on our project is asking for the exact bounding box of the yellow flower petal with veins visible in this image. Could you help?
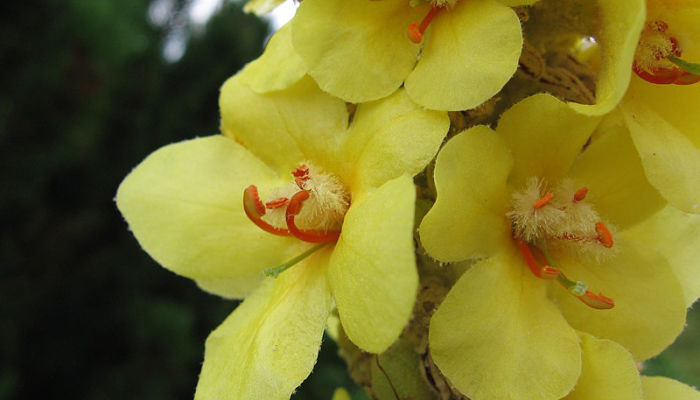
[116,136,300,299]
[642,376,700,400]
[419,125,512,262]
[330,175,417,353]
[238,23,307,93]
[429,248,581,400]
[404,0,522,111]
[195,252,331,400]
[563,333,642,400]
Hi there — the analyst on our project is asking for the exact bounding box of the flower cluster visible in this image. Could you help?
[117,0,700,399]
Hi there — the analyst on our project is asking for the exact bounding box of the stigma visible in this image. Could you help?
[243,163,350,243]
[633,20,700,85]
[507,178,615,309]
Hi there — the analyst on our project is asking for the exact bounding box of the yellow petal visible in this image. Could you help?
[622,98,700,213]
[292,0,422,103]
[243,0,285,16]
[329,175,417,354]
[626,77,700,150]
[116,136,299,299]
[331,388,352,400]
[496,93,601,188]
[642,376,700,400]
[564,333,643,400]
[195,253,331,400]
[568,114,665,229]
[237,23,306,93]
[553,240,686,361]
[341,89,449,193]
[405,0,522,111]
[220,75,348,175]
[568,0,645,116]
[419,126,513,262]
[429,248,581,400]
[622,206,700,307]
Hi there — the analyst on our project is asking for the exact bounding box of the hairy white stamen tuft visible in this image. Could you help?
[508,177,616,261]
[262,162,350,232]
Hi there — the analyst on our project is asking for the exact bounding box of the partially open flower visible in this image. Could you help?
[117,75,449,399]
[291,0,532,111]
[419,94,689,400]
[616,0,700,214]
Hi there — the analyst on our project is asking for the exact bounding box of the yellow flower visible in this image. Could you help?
[290,0,531,111]
[617,0,700,213]
[117,75,449,399]
[419,94,693,400]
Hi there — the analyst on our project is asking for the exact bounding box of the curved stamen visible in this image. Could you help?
[243,185,292,237]
[407,6,441,44]
[515,238,558,279]
[533,192,554,209]
[286,190,341,243]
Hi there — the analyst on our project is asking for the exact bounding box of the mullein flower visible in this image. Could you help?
[616,0,700,213]
[419,94,692,400]
[290,0,532,111]
[117,74,449,399]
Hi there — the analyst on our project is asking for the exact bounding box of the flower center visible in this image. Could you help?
[243,163,350,243]
[507,178,615,309]
[406,0,457,43]
[633,20,700,85]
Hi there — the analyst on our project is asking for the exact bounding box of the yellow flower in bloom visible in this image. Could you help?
[617,0,700,213]
[419,94,694,400]
[290,0,532,111]
[117,74,449,399]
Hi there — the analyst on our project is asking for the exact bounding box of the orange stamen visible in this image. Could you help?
[579,290,615,309]
[293,165,310,189]
[533,192,554,209]
[286,190,341,243]
[243,185,292,237]
[407,6,441,44]
[595,222,613,248]
[515,238,558,279]
[573,187,588,202]
[265,197,288,209]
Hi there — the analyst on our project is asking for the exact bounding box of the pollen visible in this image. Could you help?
[634,20,679,73]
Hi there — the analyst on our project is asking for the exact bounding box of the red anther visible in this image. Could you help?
[292,165,310,189]
[573,187,588,202]
[674,71,700,85]
[407,6,441,44]
[652,20,668,32]
[633,62,682,84]
[243,185,292,237]
[286,190,341,243]
[265,197,289,209]
[670,37,681,57]
[515,238,558,279]
[533,192,554,209]
[578,290,615,309]
[595,222,613,248]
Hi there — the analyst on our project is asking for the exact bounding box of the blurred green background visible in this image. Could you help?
[0,0,697,399]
